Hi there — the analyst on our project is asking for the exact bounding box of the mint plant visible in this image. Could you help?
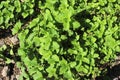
[0,0,120,80]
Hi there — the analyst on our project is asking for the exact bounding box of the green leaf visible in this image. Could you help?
[108,0,116,2]
[59,59,68,74]
[60,66,68,74]
[73,21,80,29]
[69,61,76,68]
[0,3,3,9]
[82,58,90,64]
[61,35,67,40]
[46,66,56,77]
[64,70,73,79]
[10,49,14,55]
[112,25,118,33]
[14,0,21,12]
[52,54,59,61]
[90,59,95,66]
[63,21,70,31]
[12,21,21,35]
[48,58,55,65]
[90,37,96,43]
[115,46,120,52]
[69,0,75,6]
[28,67,37,75]
[20,67,29,79]
[22,12,29,18]
[76,65,88,74]
[82,67,88,74]
[18,48,26,57]
[68,49,77,55]
[33,72,43,80]
[39,49,52,60]
[0,17,3,25]
[29,9,34,14]
[0,45,7,51]
[93,54,99,58]
[60,0,69,8]
[6,58,12,64]
[33,37,40,46]
[26,33,36,47]
[5,15,10,24]
[52,41,59,50]
[104,35,116,48]
[8,5,15,12]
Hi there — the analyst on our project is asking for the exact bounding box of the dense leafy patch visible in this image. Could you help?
[0,0,120,80]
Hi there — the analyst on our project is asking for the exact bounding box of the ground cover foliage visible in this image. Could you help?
[0,0,120,80]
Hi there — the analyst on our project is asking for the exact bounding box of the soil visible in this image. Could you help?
[0,29,21,80]
[96,64,120,80]
[0,59,21,80]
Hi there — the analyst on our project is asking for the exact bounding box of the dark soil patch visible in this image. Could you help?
[96,64,120,80]
[0,59,21,80]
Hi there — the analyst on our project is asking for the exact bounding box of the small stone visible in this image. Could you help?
[2,66,8,77]
[0,39,4,47]
[113,77,118,80]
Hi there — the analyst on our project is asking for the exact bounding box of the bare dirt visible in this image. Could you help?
[0,29,21,80]
[0,59,21,80]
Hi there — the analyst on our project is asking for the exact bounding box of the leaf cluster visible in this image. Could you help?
[0,0,120,80]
